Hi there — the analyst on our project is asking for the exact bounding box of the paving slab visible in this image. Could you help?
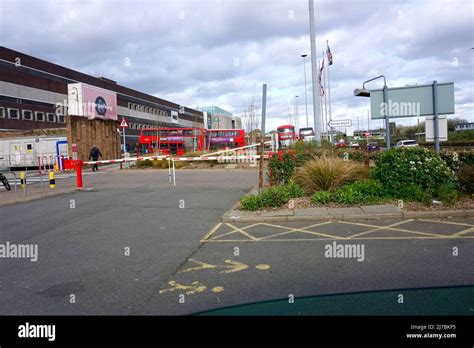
[294,207,329,217]
[361,204,402,214]
[327,207,365,215]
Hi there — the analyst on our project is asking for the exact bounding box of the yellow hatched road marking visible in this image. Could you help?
[344,219,414,239]
[201,222,223,240]
[337,220,448,238]
[200,220,474,242]
[418,219,474,227]
[224,223,259,240]
[452,226,474,237]
[202,236,474,242]
[257,222,346,240]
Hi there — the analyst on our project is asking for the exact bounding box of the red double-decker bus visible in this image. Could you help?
[277,125,296,147]
[139,127,206,155]
[206,129,245,151]
[139,128,246,155]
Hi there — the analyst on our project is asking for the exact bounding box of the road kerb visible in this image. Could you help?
[0,187,80,207]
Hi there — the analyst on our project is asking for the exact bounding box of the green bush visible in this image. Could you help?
[137,160,153,168]
[283,180,305,198]
[240,181,304,210]
[434,182,459,205]
[311,191,332,204]
[440,151,474,172]
[392,184,432,203]
[374,147,454,196]
[332,179,387,205]
[240,194,263,211]
[268,153,295,185]
[456,165,474,193]
[292,156,368,193]
[335,148,368,163]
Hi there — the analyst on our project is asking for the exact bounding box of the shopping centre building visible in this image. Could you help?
[0,46,205,149]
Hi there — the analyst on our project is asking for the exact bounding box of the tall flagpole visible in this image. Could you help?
[308,0,321,143]
[322,51,328,139]
[327,41,332,126]
[318,59,325,136]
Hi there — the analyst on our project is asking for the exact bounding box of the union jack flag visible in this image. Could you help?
[319,59,325,96]
[326,43,333,65]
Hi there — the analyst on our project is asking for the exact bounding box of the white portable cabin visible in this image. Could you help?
[0,136,68,169]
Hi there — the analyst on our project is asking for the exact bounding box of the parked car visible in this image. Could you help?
[348,141,360,148]
[335,141,346,148]
[367,142,380,151]
[394,140,419,148]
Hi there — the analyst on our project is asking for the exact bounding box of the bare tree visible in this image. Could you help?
[242,95,260,144]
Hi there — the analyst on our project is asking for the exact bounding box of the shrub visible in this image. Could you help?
[240,194,263,211]
[440,151,474,172]
[374,147,454,196]
[311,191,332,205]
[292,156,368,193]
[396,184,432,203]
[268,153,295,185]
[332,179,387,205]
[137,160,153,168]
[240,181,304,210]
[283,180,305,198]
[335,148,368,163]
[456,165,474,193]
[434,182,459,205]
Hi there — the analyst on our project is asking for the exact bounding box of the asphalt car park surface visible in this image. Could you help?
[0,168,473,315]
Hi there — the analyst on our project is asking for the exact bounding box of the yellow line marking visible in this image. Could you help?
[256,264,271,270]
[201,236,474,242]
[258,228,346,240]
[224,223,259,240]
[178,259,249,273]
[452,226,474,237]
[178,259,217,273]
[159,281,206,295]
[212,286,224,293]
[418,219,474,227]
[338,220,448,238]
[211,222,260,240]
[201,223,223,240]
[257,222,346,240]
[345,219,414,239]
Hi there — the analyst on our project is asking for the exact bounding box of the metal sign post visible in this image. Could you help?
[383,84,390,149]
[259,84,267,190]
[432,80,440,154]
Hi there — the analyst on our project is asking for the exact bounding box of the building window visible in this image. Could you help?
[0,107,5,118]
[22,110,33,121]
[58,115,66,123]
[35,112,45,122]
[8,108,19,119]
[47,113,56,122]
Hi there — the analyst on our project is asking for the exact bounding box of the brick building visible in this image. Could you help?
[0,46,204,150]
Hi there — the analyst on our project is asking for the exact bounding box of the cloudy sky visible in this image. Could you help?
[1,0,473,131]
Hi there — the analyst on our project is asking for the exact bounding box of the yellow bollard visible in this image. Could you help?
[49,171,55,189]
[20,172,25,189]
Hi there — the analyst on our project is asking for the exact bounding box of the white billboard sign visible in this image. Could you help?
[370,82,454,119]
[425,116,448,142]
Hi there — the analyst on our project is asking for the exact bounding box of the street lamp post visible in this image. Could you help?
[354,75,391,149]
[301,54,309,128]
[295,95,299,131]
